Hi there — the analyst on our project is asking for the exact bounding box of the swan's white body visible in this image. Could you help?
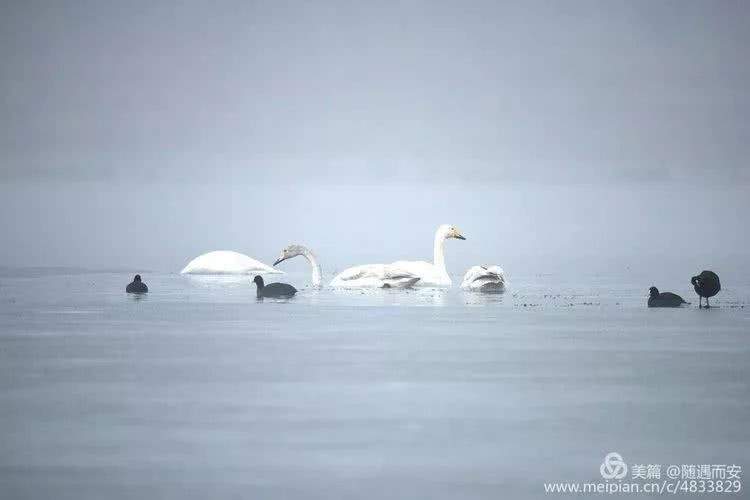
[273,245,323,288]
[461,265,505,292]
[180,250,282,275]
[329,224,466,288]
[328,264,421,289]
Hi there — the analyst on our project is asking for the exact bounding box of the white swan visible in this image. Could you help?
[461,265,506,292]
[272,245,323,288]
[328,264,421,289]
[329,224,466,288]
[180,250,283,275]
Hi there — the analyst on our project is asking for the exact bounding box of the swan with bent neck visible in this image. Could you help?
[273,245,323,288]
[329,224,466,288]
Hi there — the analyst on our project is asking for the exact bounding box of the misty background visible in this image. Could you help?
[1,1,748,279]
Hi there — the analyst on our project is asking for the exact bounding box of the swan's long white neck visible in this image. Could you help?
[433,230,448,276]
[300,248,322,287]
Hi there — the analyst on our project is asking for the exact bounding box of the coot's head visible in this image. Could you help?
[691,275,701,286]
[134,274,142,282]
[274,244,305,266]
[253,275,264,287]
[649,286,659,297]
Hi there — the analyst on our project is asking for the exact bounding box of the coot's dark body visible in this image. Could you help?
[691,270,721,308]
[253,275,297,298]
[648,287,687,308]
[126,275,148,293]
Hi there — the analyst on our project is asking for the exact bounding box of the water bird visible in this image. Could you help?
[691,270,721,308]
[181,250,282,275]
[126,274,148,293]
[273,244,322,288]
[329,224,465,288]
[253,275,296,298]
[461,265,506,292]
[647,286,687,307]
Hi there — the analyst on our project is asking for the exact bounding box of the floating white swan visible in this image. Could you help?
[328,264,421,289]
[329,224,466,288]
[461,265,506,292]
[180,250,283,275]
[273,244,323,288]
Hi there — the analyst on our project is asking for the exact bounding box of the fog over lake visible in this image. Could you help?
[1,2,749,499]
[2,1,749,273]
[1,181,748,282]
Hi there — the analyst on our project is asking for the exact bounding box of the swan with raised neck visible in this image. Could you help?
[330,224,466,288]
[432,223,464,277]
[394,223,465,286]
[273,244,322,287]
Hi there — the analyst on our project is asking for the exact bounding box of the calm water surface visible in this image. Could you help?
[0,269,748,499]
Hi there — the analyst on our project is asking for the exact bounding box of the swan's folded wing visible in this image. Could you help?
[461,265,505,289]
[388,260,434,277]
[380,265,420,288]
[481,265,504,281]
[332,266,364,281]
[461,265,483,286]
[330,263,420,288]
[333,264,384,281]
[334,264,419,280]
[382,265,420,280]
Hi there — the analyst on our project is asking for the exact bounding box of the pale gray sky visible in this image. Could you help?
[1,1,748,272]
[1,0,749,184]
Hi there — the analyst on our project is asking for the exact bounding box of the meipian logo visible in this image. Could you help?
[600,452,628,480]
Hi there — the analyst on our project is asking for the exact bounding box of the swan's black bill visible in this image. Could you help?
[273,258,284,266]
[455,235,466,240]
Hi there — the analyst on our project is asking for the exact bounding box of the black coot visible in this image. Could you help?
[691,270,721,308]
[126,274,148,293]
[253,275,297,298]
[648,286,687,308]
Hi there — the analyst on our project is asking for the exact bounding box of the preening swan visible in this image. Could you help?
[461,266,505,292]
[181,250,282,275]
[329,224,466,288]
[273,244,322,288]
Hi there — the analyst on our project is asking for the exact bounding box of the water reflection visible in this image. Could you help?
[462,289,506,306]
[182,274,254,288]
[412,287,449,307]
[297,286,324,305]
[256,296,296,304]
